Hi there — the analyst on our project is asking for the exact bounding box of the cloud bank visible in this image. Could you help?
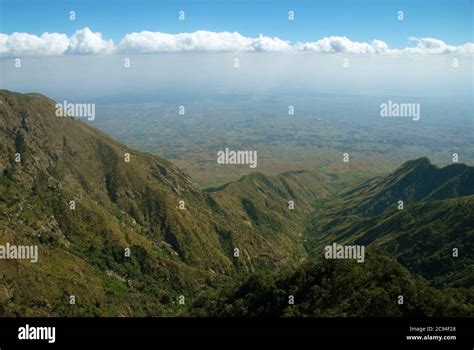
[0,27,472,56]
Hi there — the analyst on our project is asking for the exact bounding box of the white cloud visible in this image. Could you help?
[458,42,474,54]
[295,36,390,54]
[118,30,250,52]
[0,28,113,56]
[251,34,292,52]
[66,27,114,55]
[0,28,472,56]
[398,37,473,55]
[402,37,456,54]
[117,30,291,52]
[0,32,69,56]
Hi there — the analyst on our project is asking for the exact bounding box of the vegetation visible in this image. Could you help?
[190,252,474,317]
[0,90,472,317]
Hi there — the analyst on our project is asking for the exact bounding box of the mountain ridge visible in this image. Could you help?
[1,89,472,317]
[0,89,330,315]
[304,158,474,288]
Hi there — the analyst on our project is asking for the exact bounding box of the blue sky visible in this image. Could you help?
[1,0,472,47]
[1,0,471,99]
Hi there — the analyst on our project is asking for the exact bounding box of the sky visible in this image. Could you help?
[0,0,472,48]
[0,0,472,100]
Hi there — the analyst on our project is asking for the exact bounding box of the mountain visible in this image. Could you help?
[355,196,474,288]
[206,170,335,269]
[189,251,474,317]
[196,161,474,316]
[324,157,474,217]
[304,158,474,288]
[1,90,472,317]
[0,90,333,316]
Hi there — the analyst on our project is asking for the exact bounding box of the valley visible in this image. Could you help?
[0,89,472,317]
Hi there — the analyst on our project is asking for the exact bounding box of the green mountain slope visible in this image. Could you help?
[189,252,474,317]
[191,160,474,317]
[353,196,474,288]
[0,89,333,316]
[304,159,474,288]
[206,170,335,269]
[326,157,474,218]
[1,90,472,317]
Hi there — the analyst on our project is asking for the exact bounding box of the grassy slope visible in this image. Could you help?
[0,90,334,315]
[304,158,474,289]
